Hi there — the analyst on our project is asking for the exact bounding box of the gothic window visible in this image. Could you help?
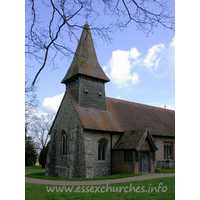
[124,151,133,163]
[60,131,67,155]
[98,139,107,161]
[164,142,172,160]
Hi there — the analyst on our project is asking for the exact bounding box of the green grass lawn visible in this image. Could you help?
[155,169,175,173]
[25,166,174,181]
[25,166,141,181]
[25,166,45,173]
[159,169,175,173]
[25,166,175,199]
[26,176,175,200]
[26,172,141,181]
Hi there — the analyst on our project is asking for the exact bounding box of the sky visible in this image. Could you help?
[25,1,175,115]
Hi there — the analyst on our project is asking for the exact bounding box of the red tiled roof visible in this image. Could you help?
[106,97,175,137]
[68,90,122,132]
[67,90,175,137]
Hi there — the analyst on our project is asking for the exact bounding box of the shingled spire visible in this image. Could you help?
[62,21,109,111]
[61,21,110,84]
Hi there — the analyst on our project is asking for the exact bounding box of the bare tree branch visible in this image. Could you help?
[25,0,174,85]
[25,75,39,137]
[29,114,55,149]
[32,20,66,85]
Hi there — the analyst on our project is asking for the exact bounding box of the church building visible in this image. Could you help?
[45,22,175,178]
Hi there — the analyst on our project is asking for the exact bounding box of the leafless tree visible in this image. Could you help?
[29,114,55,149]
[25,0,174,85]
[25,75,39,137]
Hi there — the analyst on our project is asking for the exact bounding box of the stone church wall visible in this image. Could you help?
[45,91,121,178]
[154,136,175,169]
[83,131,121,178]
[45,92,86,178]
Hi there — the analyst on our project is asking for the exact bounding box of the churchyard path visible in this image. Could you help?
[25,173,175,186]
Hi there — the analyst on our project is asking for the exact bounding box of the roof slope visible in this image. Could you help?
[113,129,158,151]
[67,90,175,137]
[114,129,147,150]
[61,22,110,83]
[106,97,175,137]
[67,90,122,132]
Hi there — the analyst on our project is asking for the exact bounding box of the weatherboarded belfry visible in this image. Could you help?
[45,22,175,178]
[61,21,110,111]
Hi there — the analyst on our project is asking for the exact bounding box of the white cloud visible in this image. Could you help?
[169,36,175,47]
[165,36,175,75]
[150,37,175,77]
[143,44,165,69]
[141,37,175,76]
[161,104,175,110]
[103,37,175,88]
[130,47,141,59]
[42,93,64,113]
[115,95,121,99]
[105,49,139,88]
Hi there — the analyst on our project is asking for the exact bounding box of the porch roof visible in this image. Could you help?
[113,129,158,151]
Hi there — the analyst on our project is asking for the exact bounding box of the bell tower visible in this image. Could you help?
[61,21,110,111]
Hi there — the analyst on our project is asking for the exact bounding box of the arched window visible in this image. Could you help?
[60,131,67,155]
[98,139,107,160]
[164,142,172,160]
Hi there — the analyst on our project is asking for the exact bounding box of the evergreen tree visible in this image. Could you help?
[39,144,48,168]
[25,136,37,166]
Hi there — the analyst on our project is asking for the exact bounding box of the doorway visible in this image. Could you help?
[139,152,149,173]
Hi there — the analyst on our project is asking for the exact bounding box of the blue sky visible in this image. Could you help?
[25,1,175,115]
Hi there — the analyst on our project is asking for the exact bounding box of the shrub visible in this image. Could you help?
[25,136,37,166]
[39,145,48,168]
[155,168,162,173]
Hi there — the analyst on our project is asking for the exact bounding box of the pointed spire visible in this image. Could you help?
[85,20,89,26]
[61,21,110,84]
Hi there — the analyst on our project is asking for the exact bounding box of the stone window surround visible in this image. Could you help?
[97,138,108,161]
[163,140,174,161]
[60,130,68,156]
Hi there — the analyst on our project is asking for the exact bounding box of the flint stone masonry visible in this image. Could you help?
[154,136,175,169]
[46,92,86,178]
[156,160,175,169]
[154,137,175,161]
[84,131,121,178]
[45,91,121,178]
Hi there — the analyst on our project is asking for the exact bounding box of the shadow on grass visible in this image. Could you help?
[26,172,141,181]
